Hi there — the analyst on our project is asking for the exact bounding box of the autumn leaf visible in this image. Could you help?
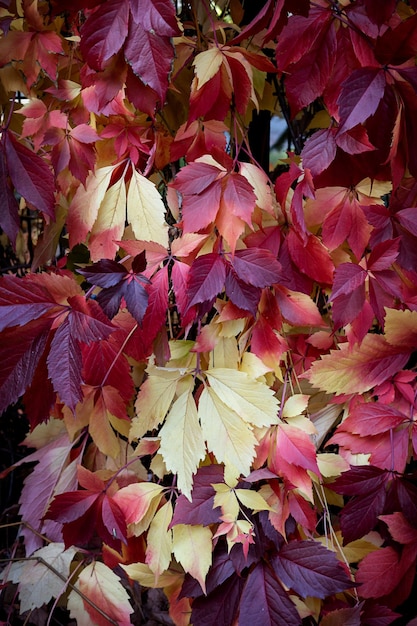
[127,168,168,246]
[172,524,212,593]
[68,561,133,626]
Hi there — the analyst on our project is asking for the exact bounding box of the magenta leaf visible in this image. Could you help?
[80,0,129,70]
[227,248,282,287]
[46,490,100,523]
[187,253,227,309]
[238,562,300,626]
[396,207,417,237]
[4,131,55,219]
[0,274,61,331]
[129,0,180,37]
[224,268,261,316]
[67,296,115,343]
[331,263,367,327]
[77,259,128,287]
[301,128,337,176]
[125,19,173,104]
[367,238,400,271]
[272,540,354,599]
[331,465,390,497]
[338,68,386,133]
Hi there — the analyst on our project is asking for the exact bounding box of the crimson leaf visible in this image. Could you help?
[186,253,227,309]
[191,573,245,626]
[338,68,386,133]
[80,0,129,70]
[4,131,55,219]
[272,540,354,599]
[0,274,62,332]
[227,248,282,287]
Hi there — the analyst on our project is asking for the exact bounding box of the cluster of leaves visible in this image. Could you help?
[1,0,417,624]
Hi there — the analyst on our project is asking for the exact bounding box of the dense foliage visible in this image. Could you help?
[1,0,417,624]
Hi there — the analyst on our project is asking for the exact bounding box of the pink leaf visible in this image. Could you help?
[338,68,386,133]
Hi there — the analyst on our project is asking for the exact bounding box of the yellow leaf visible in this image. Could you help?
[239,351,271,379]
[67,165,116,247]
[316,453,350,478]
[213,483,240,518]
[68,561,132,626]
[234,488,273,512]
[192,47,223,89]
[199,386,257,478]
[385,307,417,347]
[89,177,126,261]
[355,177,392,200]
[209,335,240,369]
[159,390,206,501]
[127,169,168,247]
[282,394,309,418]
[131,367,185,439]
[122,562,182,588]
[146,500,173,580]
[172,524,212,593]
[206,367,279,428]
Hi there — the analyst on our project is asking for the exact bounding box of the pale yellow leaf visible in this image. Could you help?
[67,165,116,247]
[385,307,417,347]
[146,500,173,579]
[206,367,279,427]
[282,394,309,418]
[192,47,223,89]
[213,483,240,518]
[172,524,212,593]
[239,351,271,379]
[199,386,257,478]
[209,336,240,369]
[316,453,350,478]
[7,543,77,613]
[122,562,182,588]
[159,390,206,501]
[89,177,126,261]
[127,169,168,247]
[131,367,184,439]
[113,482,164,525]
[234,488,273,512]
[239,162,274,214]
[356,178,392,201]
[68,561,132,626]
[286,415,317,435]
[343,535,382,563]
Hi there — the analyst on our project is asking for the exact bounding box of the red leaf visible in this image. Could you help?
[336,126,375,155]
[272,540,354,599]
[0,146,19,242]
[356,544,417,599]
[4,131,55,219]
[0,274,62,332]
[67,296,115,343]
[331,263,367,328]
[80,0,129,70]
[0,319,51,415]
[367,238,400,271]
[396,207,417,237]
[287,230,335,285]
[221,172,256,225]
[238,562,300,626]
[335,403,407,437]
[129,0,180,37]
[227,248,282,288]
[331,465,390,497]
[187,253,226,309]
[338,68,386,133]
[125,20,174,104]
[301,128,337,176]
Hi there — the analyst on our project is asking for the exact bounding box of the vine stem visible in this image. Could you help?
[100,322,138,388]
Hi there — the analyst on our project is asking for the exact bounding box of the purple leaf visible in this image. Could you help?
[301,128,337,176]
[338,68,386,133]
[340,487,388,544]
[171,465,223,527]
[67,296,115,343]
[47,320,83,412]
[225,268,261,316]
[97,284,124,319]
[5,131,55,219]
[229,248,282,287]
[122,277,149,324]
[77,259,128,288]
[187,253,227,309]
[191,573,244,626]
[239,562,300,626]
[0,274,61,332]
[272,540,354,599]
[331,465,390,496]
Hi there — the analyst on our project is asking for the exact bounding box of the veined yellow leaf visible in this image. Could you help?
[131,367,185,439]
[172,524,212,594]
[122,563,182,589]
[205,367,279,427]
[68,165,116,247]
[192,47,223,89]
[316,453,350,478]
[159,390,206,501]
[213,483,240,518]
[146,500,173,580]
[127,169,168,247]
[199,386,257,478]
[89,177,126,261]
[282,394,309,418]
[385,307,417,347]
[234,488,273,512]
